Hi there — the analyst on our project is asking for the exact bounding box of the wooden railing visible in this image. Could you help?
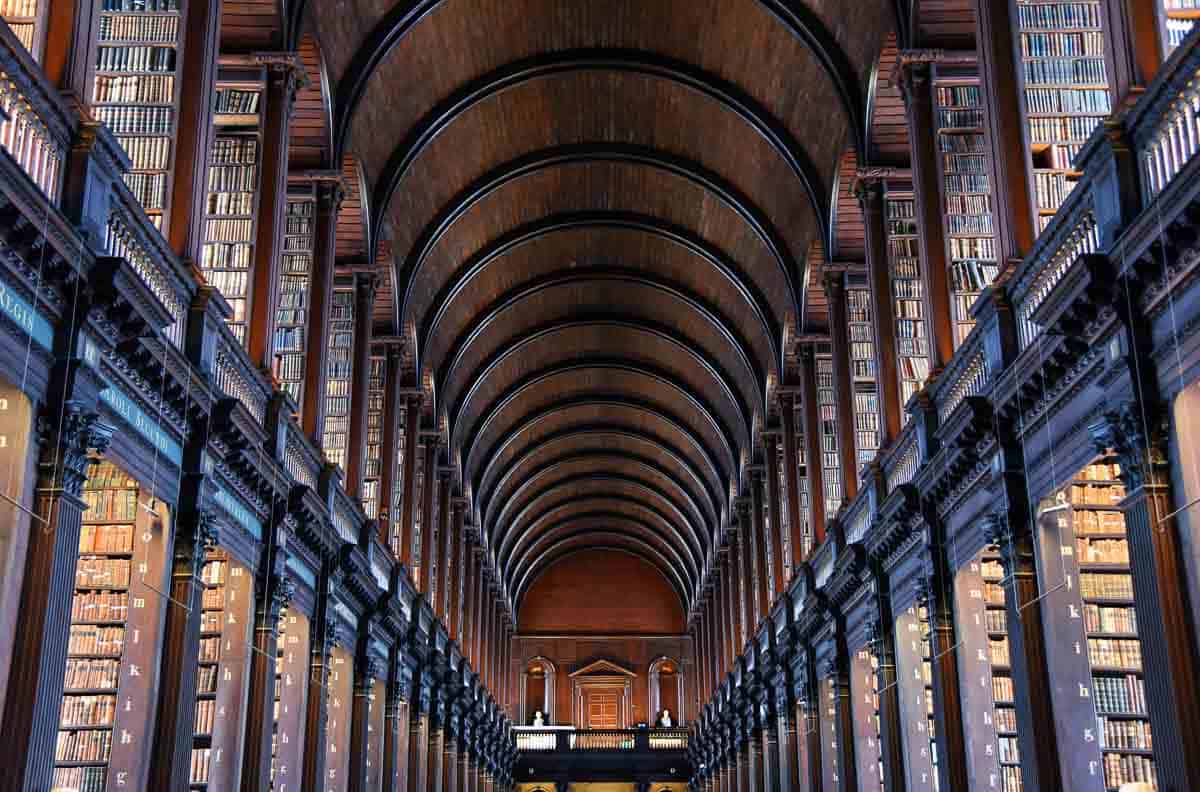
[0,20,70,201]
[514,729,689,752]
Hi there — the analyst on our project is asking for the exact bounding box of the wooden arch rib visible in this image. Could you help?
[514,539,690,615]
[490,455,711,566]
[330,0,865,163]
[448,322,750,477]
[399,144,803,379]
[478,429,720,543]
[434,271,765,423]
[502,495,699,595]
[369,50,831,257]
[470,397,729,536]
[495,476,704,578]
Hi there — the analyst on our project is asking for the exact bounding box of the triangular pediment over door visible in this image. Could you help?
[568,659,638,678]
[569,659,636,728]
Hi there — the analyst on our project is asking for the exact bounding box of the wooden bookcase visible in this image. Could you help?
[895,597,937,791]
[851,645,885,792]
[321,284,355,473]
[918,602,940,791]
[1014,0,1112,233]
[272,608,310,791]
[1160,0,1200,55]
[884,185,930,413]
[1,0,43,56]
[91,0,185,231]
[191,551,253,790]
[55,461,171,792]
[1034,460,1157,791]
[815,345,842,516]
[361,354,385,518]
[274,184,317,410]
[933,75,999,347]
[200,69,266,345]
[411,437,427,587]
[324,644,354,792]
[365,677,386,789]
[389,400,408,558]
[846,274,880,480]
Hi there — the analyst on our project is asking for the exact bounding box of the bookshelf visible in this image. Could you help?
[918,602,940,792]
[274,186,316,409]
[322,286,355,472]
[1,0,41,55]
[200,71,265,345]
[190,554,225,789]
[361,354,385,518]
[390,401,408,558]
[1034,460,1157,791]
[411,438,427,587]
[934,78,999,346]
[815,345,842,516]
[54,462,137,792]
[774,440,793,580]
[847,275,881,479]
[981,551,1022,791]
[91,0,185,230]
[272,609,309,791]
[364,677,385,789]
[895,599,937,791]
[324,644,353,792]
[851,645,885,792]
[885,187,931,411]
[1161,1,1200,54]
[1068,461,1156,790]
[1014,0,1112,232]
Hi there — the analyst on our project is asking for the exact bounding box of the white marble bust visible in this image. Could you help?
[659,708,672,727]
[532,710,545,726]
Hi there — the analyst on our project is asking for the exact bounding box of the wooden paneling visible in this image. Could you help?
[288,35,331,171]
[916,0,977,48]
[220,0,281,51]
[834,148,867,261]
[870,34,911,165]
[518,550,684,634]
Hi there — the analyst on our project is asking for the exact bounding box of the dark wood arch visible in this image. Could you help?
[496,474,706,572]
[478,429,720,540]
[471,401,728,538]
[432,271,767,424]
[395,144,804,361]
[417,212,781,383]
[329,0,866,162]
[368,49,831,253]
[488,454,713,559]
[448,324,751,472]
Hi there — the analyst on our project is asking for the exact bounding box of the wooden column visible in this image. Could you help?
[461,533,475,656]
[923,515,970,792]
[731,510,748,650]
[417,438,440,593]
[1100,0,1162,105]
[436,472,453,619]
[829,653,858,792]
[301,178,344,440]
[447,499,466,641]
[798,347,826,541]
[237,531,292,792]
[0,407,112,792]
[350,658,382,792]
[42,0,98,92]
[398,396,423,570]
[748,473,770,625]
[762,434,787,597]
[427,702,446,792]
[761,707,780,792]
[1091,401,1200,790]
[378,344,404,546]
[382,652,412,792]
[407,681,430,792]
[972,0,1037,264]
[443,733,459,792]
[984,476,1063,792]
[778,394,808,565]
[301,560,337,792]
[897,56,955,370]
[246,54,302,371]
[163,0,220,256]
[823,271,860,501]
[345,273,378,499]
[855,178,903,442]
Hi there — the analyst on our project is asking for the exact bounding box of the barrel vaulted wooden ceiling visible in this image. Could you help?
[275,0,973,620]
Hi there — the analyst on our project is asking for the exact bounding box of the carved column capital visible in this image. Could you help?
[38,404,113,494]
[1088,401,1167,492]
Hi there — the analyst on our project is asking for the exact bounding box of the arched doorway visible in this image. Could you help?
[648,657,684,726]
[521,656,557,725]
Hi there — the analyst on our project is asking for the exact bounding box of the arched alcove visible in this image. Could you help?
[521,656,557,725]
[648,656,685,726]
